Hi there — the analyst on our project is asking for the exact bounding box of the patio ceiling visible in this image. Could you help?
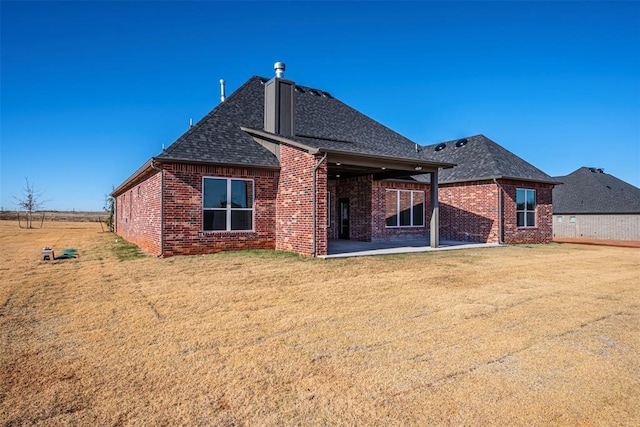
[327,162,430,180]
[325,151,449,181]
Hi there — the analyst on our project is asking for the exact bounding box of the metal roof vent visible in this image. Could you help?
[435,143,447,152]
[274,62,286,78]
[219,79,226,103]
[455,138,468,147]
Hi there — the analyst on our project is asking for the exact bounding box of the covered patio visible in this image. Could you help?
[320,238,501,259]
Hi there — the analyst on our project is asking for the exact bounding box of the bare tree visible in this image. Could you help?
[15,177,45,228]
[104,191,115,232]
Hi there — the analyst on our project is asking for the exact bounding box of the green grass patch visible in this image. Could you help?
[110,237,146,261]
[209,249,311,261]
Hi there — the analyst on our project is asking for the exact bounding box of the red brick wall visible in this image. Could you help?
[115,161,553,257]
[161,163,278,256]
[438,179,553,244]
[115,171,162,255]
[329,175,373,241]
[372,180,430,241]
[276,145,327,256]
[328,180,337,240]
[439,181,500,243]
[499,179,553,244]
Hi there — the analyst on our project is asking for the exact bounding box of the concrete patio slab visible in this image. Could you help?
[320,239,501,259]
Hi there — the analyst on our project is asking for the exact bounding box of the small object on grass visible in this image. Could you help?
[55,248,78,260]
[41,247,54,261]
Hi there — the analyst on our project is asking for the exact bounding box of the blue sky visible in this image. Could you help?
[1,1,639,211]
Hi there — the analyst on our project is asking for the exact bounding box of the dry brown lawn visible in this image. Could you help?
[1,221,639,426]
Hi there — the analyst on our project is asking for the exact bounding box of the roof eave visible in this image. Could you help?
[153,156,280,170]
[112,159,156,197]
[240,127,455,171]
[112,156,280,197]
[440,175,560,185]
[240,127,320,154]
[321,147,456,170]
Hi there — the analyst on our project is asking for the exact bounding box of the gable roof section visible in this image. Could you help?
[553,167,640,214]
[157,75,434,166]
[414,134,557,184]
[157,76,279,167]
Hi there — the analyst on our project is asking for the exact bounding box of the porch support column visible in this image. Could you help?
[430,170,439,248]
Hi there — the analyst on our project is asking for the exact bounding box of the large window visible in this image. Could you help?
[385,190,424,227]
[203,177,254,231]
[516,188,536,227]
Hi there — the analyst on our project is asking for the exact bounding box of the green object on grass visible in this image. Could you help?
[55,248,78,259]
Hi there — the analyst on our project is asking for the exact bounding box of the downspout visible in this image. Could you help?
[312,152,328,257]
[493,178,504,244]
[151,161,165,257]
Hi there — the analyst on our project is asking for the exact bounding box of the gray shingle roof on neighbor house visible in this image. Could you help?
[553,167,640,214]
[157,75,430,166]
[413,134,558,185]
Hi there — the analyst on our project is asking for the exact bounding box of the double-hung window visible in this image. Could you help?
[203,177,254,231]
[516,188,536,227]
[385,189,425,227]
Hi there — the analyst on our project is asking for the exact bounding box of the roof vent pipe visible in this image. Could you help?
[220,79,226,102]
[274,62,286,78]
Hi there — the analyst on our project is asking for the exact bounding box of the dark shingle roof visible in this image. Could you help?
[157,76,279,167]
[553,167,640,214]
[414,134,557,184]
[157,75,427,165]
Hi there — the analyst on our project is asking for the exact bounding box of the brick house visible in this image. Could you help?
[112,63,557,257]
[552,167,640,244]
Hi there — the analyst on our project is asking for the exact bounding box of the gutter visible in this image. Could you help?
[240,126,457,171]
[440,175,560,186]
[312,152,328,257]
[240,127,320,154]
[112,159,154,197]
[150,160,165,257]
[155,156,280,171]
[318,147,456,170]
[113,156,280,197]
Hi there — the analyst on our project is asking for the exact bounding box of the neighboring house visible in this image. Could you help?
[112,63,557,257]
[552,167,640,243]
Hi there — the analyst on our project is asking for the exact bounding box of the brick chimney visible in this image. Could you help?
[264,62,295,136]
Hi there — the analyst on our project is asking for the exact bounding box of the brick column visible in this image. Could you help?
[430,170,439,248]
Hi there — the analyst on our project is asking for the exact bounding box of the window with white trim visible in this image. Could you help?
[516,188,536,227]
[203,177,254,231]
[385,189,425,227]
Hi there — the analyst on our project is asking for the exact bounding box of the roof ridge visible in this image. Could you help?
[478,136,516,176]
